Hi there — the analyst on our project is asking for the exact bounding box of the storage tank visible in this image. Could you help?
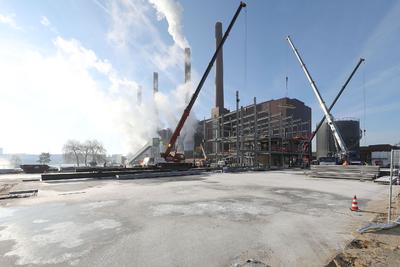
[316,119,361,159]
[316,121,332,159]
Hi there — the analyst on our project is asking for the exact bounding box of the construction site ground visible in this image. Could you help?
[0,170,398,267]
[326,192,400,267]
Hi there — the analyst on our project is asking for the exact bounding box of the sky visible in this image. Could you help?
[0,0,399,155]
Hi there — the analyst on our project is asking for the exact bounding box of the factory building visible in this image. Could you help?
[199,97,311,167]
[360,144,400,166]
[316,119,362,160]
[195,21,312,168]
[130,21,312,167]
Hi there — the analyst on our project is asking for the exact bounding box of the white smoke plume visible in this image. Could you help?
[0,0,199,155]
[96,0,197,154]
[148,0,189,49]
[0,158,11,169]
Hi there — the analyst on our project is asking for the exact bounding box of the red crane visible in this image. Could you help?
[161,2,247,163]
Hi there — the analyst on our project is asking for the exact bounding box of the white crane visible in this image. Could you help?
[286,36,348,159]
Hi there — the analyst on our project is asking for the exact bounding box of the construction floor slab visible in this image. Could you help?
[0,170,394,267]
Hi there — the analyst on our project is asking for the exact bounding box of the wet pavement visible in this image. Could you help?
[0,171,390,266]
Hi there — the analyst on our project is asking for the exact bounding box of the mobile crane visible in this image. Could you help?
[160,2,247,164]
[286,36,350,163]
[304,58,365,163]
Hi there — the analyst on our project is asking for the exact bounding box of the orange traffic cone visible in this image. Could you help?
[351,195,359,211]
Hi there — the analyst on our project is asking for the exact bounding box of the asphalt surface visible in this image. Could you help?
[0,170,390,266]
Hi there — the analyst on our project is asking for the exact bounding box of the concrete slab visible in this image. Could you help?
[0,170,394,266]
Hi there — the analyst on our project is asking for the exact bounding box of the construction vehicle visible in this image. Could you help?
[160,2,247,165]
[287,36,358,164]
[196,143,210,167]
[300,58,365,166]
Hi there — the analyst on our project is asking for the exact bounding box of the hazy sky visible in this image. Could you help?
[0,0,399,154]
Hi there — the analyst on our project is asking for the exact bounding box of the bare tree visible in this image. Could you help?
[82,141,92,166]
[38,152,51,165]
[88,140,106,166]
[63,140,82,166]
[63,139,106,167]
[10,155,22,168]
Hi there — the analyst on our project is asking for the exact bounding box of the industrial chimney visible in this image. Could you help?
[212,21,226,118]
[184,48,191,83]
[153,72,158,95]
[183,47,192,105]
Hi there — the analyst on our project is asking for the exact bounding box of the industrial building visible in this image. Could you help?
[195,21,312,168]
[316,119,362,160]
[200,97,311,167]
[130,21,313,168]
[360,144,400,166]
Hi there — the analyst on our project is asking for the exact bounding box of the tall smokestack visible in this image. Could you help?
[153,72,158,95]
[137,86,142,105]
[184,47,191,104]
[184,48,191,83]
[215,21,224,112]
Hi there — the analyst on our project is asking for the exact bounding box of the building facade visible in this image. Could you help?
[198,97,312,167]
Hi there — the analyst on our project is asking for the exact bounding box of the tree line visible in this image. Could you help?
[63,139,106,166]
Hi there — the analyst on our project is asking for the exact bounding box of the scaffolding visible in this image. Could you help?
[203,96,311,168]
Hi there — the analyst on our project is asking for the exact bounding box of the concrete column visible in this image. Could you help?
[280,113,284,167]
[221,113,224,158]
[268,102,272,169]
[213,118,219,161]
[203,117,206,144]
[254,97,258,166]
[236,91,240,165]
[240,106,244,166]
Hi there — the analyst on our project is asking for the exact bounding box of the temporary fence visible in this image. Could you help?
[388,149,400,223]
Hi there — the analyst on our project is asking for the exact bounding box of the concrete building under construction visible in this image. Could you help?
[130,21,312,168]
[199,97,311,167]
[196,21,312,168]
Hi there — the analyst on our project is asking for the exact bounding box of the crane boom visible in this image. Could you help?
[162,2,247,162]
[286,36,348,155]
[309,58,365,143]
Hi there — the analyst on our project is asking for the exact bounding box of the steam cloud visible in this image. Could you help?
[0,0,198,155]
[148,0,189,49]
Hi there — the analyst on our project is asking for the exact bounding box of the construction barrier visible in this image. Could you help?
[308,165,379,180]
